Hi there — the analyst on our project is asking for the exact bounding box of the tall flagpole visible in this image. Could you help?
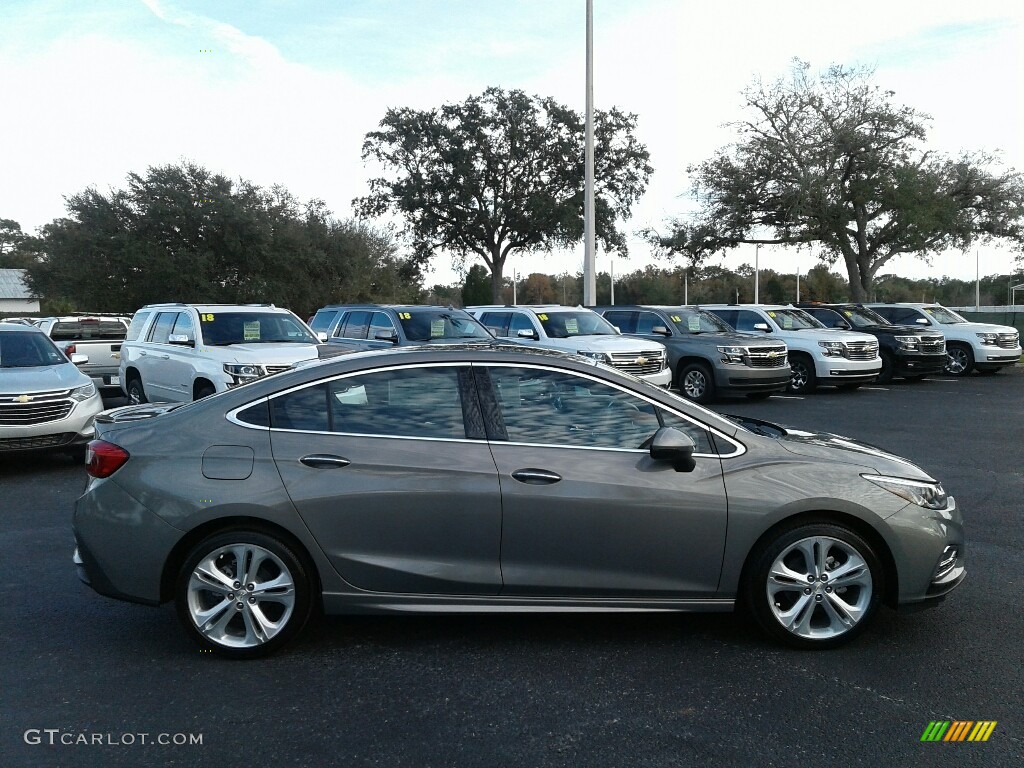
[583,0,596,305]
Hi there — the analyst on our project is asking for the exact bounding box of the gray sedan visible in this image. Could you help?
[73,344,965,658]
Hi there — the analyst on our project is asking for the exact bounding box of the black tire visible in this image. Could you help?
[175,530,314,659]
[744,522,882,649]
[787,354,817,394]
[677,362,716,404]
[944,343,974,376]
[745,392,774,401]
[126,376,147,405]
[875,352,894,384]
[194,383,216,400]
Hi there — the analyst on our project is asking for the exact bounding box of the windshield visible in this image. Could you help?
[537,311,617,338]
[836,306,888,328]
[923,306,966,324]
[398,310,493,342]
[198,312,318,345]
[0,331,68,368]
[766,309,823,330]
[667,309,733,334]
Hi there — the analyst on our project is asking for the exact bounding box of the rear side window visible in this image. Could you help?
[126,311,153,341]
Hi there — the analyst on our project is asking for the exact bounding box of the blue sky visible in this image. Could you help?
[2,0,1022,285]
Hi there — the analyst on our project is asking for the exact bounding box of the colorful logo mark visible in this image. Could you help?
[921,721,997,742]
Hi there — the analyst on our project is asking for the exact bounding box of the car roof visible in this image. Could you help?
[700,304,792,310]
[316,304,474,312]
[139,303,289,312]
[468,305,592,312]
[0,322,46,333]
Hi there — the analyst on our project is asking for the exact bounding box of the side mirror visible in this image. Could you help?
[651,325,671,336]
[753,323,771,332]
[374,331,399,344]
[70,353,89,365]
[649,427,696,472]
[833,321,851,330]
[916,317,930,325]
[316,331,328,343]
[168,334,195,347]
[517,329,539,340]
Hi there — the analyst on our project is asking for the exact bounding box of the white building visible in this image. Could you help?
[0,268,40,314]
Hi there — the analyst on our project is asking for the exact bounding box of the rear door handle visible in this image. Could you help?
[300,454,351,469]
[156,354,170,360]
[510,468,561,485]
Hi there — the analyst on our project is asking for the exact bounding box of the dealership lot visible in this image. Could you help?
[2,369,1021,767]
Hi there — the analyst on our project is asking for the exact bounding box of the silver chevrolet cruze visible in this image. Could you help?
[73,344,965,658]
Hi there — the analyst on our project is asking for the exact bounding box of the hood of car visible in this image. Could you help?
[561,335,666,353]
[770,327,877,344]
[0,362,91,393]
[209,343,322,364]
[949,321,1018,335]
[725,414,935,481]
[708,332,787,346]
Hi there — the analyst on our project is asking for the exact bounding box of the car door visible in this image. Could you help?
[163,312,199,400]
[477,363,730,596]
[268,363,503,595]
[141,311,180,401]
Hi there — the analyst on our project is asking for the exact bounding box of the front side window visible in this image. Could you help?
[0,331,66,368]
[508,313,536,337]
[368,312,397,340]
[172,312,194,339]
[923,306,966,324]
[309,309,339,333]
[536,311,617,339]
[731,310,764,333]
[602,311,636,333]
[147,312,178,344]
[480,313,511,337]
[199,312,317,345]
[486,366,699,451]
[269,366,467,440]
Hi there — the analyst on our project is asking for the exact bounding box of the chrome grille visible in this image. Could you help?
[997,332,1019,349]
[0,390,75,426]
[843,340,878,360]
[920,335,945,354]
[607,350,665,376]
[745,346,788,368]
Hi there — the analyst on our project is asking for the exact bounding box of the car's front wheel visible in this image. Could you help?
[176,530,314,659]
[787,354,817,394]
[678,362,715,404]
[944,343,974,376]
[126,377,147,405]
[745,522,882,649]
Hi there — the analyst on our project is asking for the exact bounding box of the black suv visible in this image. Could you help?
[592,305,791,402]
[795,303,946,383]
[309,305,493,351]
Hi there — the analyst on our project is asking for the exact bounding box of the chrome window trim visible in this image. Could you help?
[224,359,747,458]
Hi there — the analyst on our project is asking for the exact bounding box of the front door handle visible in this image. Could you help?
[300,454,351,469]
[510,468,562,485]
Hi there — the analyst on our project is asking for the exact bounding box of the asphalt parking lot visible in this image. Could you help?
[2,370,1022,768]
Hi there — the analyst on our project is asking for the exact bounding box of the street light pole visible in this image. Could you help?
[583,0,596,306]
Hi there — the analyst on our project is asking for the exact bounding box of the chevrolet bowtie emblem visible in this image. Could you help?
[16,395,31,403]
[634,356,649,365]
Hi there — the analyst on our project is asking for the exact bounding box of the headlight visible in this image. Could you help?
[893,335,920,351]
[976,333,999,345]
[862,474,948,510]
[70,382,97,402]
[717,345,746,364]
[224,363,266,385]
[576,351,611,363]
[818,340,844,358]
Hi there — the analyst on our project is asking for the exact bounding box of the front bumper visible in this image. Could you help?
[0,395,102,452]
[886,495,966,607]
[717,366,792,393]
[638,367,673,388]
[976,346,1021,366]
[893,352,947,377]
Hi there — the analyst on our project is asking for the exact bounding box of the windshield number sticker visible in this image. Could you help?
[243,321,261,341]
[537,313,548,321]
[767,311,777,318]
[200,313,215,322]
[398,312,412,320]
[844,310,853,317]
[670,315,682,323]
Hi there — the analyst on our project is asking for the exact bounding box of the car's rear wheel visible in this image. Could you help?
[787,354,817,394]
[176,530,314,659]
[944,343,974,376]
[745,523,882,649]
[126,377,147,405]
[678,362,715,404]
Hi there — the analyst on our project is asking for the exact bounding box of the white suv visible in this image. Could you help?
[703,305,881,394]
[119,304,322,403]
[866,303,1021,376]
[467,305,672,387]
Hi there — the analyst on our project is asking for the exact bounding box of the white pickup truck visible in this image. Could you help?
[33,315,132,392]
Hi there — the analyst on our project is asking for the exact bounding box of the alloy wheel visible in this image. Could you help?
[682,370,708,400]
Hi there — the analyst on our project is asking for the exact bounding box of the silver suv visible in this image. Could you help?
[119,304,322,403]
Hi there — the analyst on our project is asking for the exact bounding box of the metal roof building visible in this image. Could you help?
[0,268,40,314]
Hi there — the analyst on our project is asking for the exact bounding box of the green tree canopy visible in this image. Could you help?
[355,86,652,301]
[24,162,420,315]
[461,264,492,306]
[656,61,1024,300]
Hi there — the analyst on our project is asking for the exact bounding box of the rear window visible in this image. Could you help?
[50,320,127,342]
[126,312,153,341]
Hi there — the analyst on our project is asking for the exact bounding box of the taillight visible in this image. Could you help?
[86,440,130,478]
[65,344,77,355]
